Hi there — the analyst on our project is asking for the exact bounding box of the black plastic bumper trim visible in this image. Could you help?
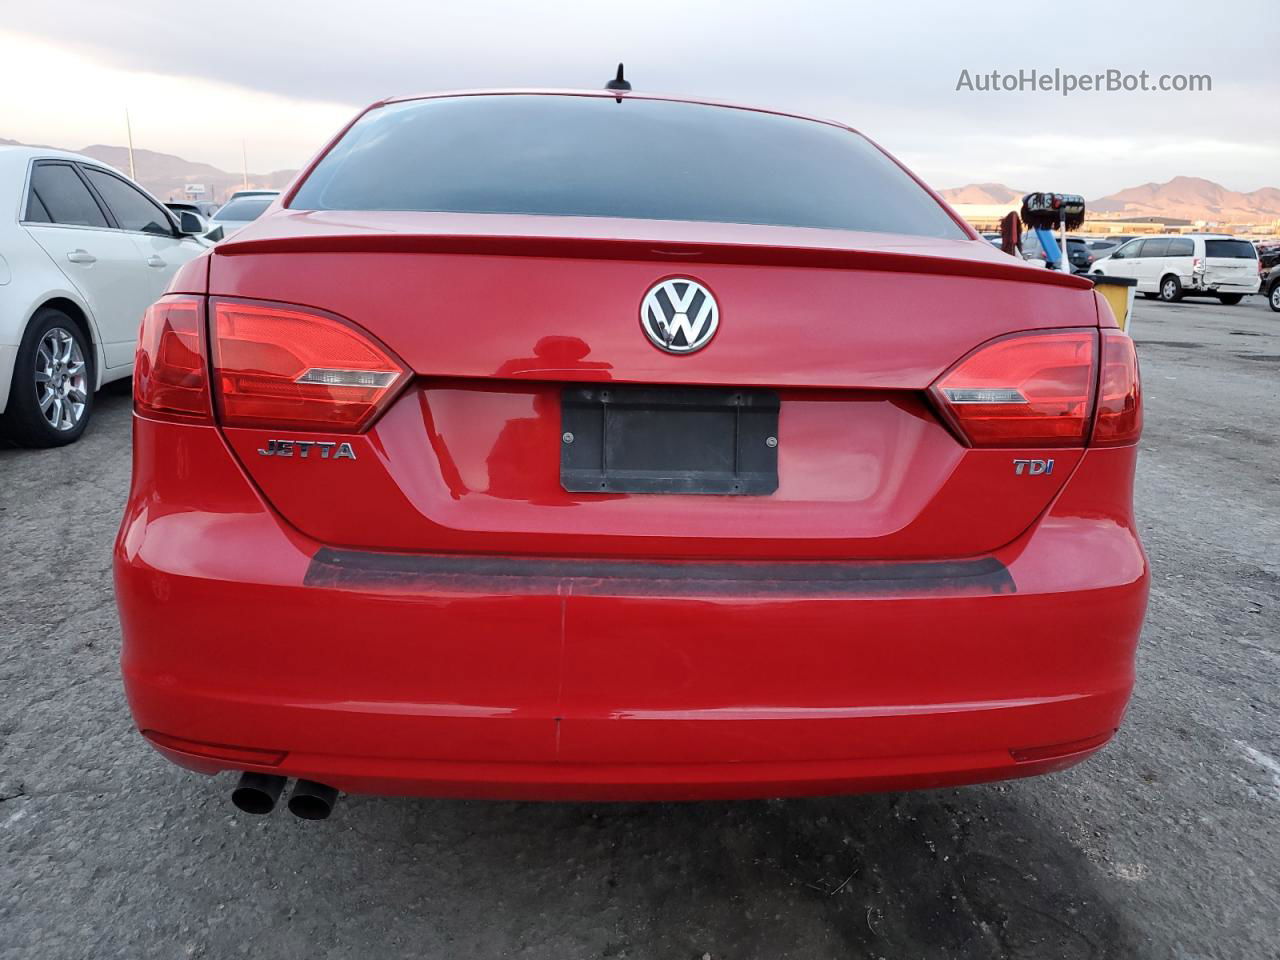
[304,548,1014,597]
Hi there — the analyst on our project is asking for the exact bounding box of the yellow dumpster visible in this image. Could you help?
[1091,275,1137,334]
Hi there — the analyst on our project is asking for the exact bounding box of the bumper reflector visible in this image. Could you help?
[1009,730,1113,764]
[142,730,287,767]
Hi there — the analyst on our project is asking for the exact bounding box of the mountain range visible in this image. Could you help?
[0,137,296,203]
[938,176,1280,224]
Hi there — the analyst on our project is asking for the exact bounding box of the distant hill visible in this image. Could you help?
[937,183,1025,205]
[1089,176,1280,223]
[1,137,297,203]
[941,176,1280,225]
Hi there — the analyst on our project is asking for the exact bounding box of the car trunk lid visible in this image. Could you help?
[209,212,1098,560]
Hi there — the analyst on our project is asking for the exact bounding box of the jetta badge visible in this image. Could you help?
[640,278,719,354]
[258,439,356,460]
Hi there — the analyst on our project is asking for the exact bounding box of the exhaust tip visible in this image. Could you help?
[231,772,287,814]
[287,780,339,820]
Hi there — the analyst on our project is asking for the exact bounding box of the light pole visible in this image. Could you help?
[125,108,136,181]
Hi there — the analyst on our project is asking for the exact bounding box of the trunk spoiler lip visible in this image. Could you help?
[216,218,1093,290]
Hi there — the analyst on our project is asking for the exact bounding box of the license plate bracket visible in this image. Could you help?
[560,386,779,495]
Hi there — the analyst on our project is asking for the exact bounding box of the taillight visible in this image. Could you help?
[1093,329,1142,445]
[211,299,409,432]
[932,330,1097,447]
[134,296,211,422]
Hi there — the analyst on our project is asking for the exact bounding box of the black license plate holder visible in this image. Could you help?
[560,386,779,495]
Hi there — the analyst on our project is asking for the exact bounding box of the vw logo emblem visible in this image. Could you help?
[640,278,719,354]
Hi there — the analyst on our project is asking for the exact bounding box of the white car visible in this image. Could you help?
[208,193,278,240]
[0,146,209,446]
[226,188,280,202]
[1091,233,1261,304]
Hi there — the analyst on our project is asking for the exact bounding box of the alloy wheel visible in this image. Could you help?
[34,327,88,431]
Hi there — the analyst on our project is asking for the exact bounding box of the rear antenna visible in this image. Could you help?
[605,63,631,97]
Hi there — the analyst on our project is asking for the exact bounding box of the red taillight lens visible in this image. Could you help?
[134,296,211,422]
[1093,329,1142,446]
[211,299,408,432]
[932,330,1097,447]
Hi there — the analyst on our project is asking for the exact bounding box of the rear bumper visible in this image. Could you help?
[115,418,1148,801]
[141,734,1115,802]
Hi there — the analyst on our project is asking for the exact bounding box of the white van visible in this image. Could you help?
[1090,234,1260,304]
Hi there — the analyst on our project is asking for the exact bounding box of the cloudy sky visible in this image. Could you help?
[1,0,1275,197]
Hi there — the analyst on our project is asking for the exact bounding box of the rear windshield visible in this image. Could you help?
[213,196,273,222]
[1204,239,1257,259]
[290,95,966,239]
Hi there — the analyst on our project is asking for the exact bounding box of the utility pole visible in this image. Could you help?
[241,140,249,189]
[1059,207,1070,274]
[125,108,136,180]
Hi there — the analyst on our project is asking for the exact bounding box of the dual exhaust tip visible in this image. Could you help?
[231,772,338,820]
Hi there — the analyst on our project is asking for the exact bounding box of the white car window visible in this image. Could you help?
[1204,239,1257,259]
[27,162,109,228]
[24,190,53,222]
[82,167,174,236]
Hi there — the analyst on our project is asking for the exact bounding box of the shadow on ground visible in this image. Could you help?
[119,778,1136,959]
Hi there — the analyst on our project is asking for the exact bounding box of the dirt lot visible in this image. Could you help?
[1,296,1277,959]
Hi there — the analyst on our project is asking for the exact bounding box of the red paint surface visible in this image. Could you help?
[116,414,1145,799]
[117,94,1146,801]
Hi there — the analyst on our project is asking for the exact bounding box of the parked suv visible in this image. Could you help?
[1091,234,1261,304]
[0,147,209,446]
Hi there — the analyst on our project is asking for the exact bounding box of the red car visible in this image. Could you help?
[114,88,1146,819]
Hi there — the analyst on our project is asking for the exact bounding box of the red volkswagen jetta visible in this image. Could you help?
[114,89,1146,819]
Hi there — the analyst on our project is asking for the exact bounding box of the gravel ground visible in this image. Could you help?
[1,296,1277,959]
